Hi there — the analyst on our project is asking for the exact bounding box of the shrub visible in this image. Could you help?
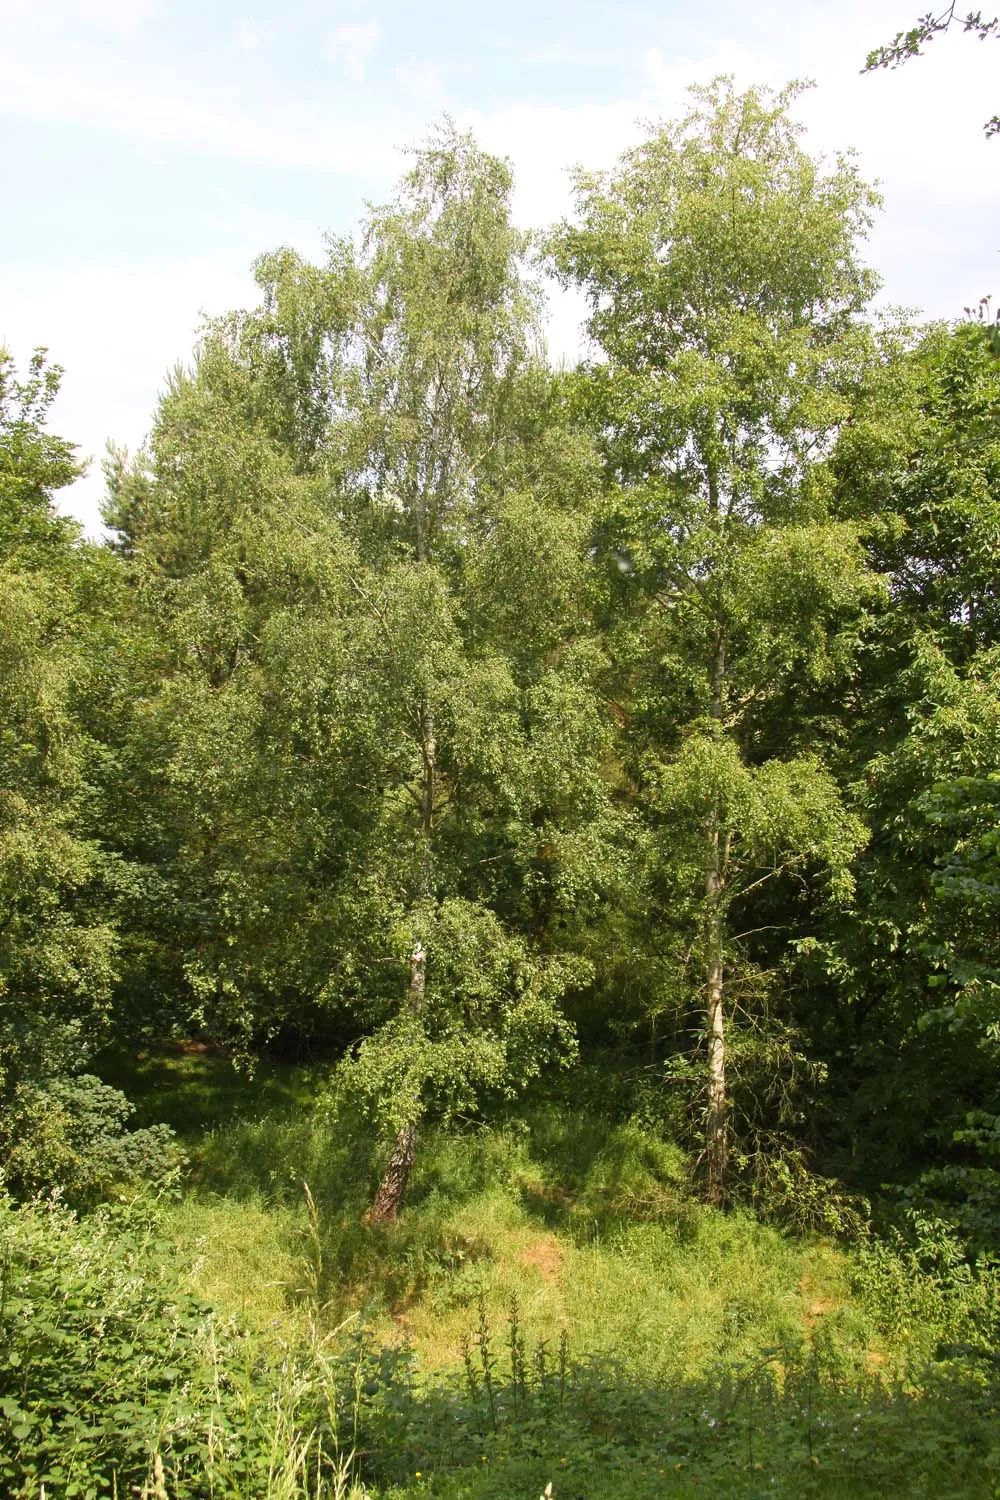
[1,1073,181,1203]
[0,1193,370,1497]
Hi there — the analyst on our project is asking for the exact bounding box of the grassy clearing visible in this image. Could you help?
[95,1042,320,1134]
[78,1048,1000,1499]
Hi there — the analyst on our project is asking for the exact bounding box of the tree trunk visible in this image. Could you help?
[704,855,728,1206]
[367,1119,417,1227]
[419,700,436,837]
[703,618,729,1206]
[367,681,436,1226]
[366,939,426,1226]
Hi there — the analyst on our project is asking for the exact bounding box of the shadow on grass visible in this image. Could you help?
[354,1327,999,1500]
[87,1049,1000,1499]
[98,1043,690,1220]
[95,1042,321,1135]
[92,1049,711,1323]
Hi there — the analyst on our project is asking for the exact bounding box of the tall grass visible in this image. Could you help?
[61,1047,1000,1499]
[166,1093,847,1384]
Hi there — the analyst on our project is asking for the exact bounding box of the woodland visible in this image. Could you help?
[2,78,1000,1499]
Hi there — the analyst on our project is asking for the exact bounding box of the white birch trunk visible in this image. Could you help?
[367,686,436,1225]
[703,612,729,1206]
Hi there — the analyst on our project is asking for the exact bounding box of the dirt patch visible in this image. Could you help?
[805,1297,836,1325]
[799,1251,843,1334]
[139,1038,233,1059]
[520,1236,565,1283]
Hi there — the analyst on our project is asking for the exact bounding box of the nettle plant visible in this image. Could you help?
[0,1193,379,1498]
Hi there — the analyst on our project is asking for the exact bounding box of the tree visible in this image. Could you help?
[101,355,384,1049]
[0,349,145,1191]
[108,129,620,1223]
[552,80,879,1203]
[0,349,107,1076]
[323,130,620,1223]
[792,317,1000,1233]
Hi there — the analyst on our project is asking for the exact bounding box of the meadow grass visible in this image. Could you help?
[88,1047,1000,1499]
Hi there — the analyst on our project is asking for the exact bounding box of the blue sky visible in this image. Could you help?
[3,0,999,531]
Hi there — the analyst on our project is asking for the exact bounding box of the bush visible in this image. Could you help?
[1,1073,181,1203]
[0,1193,369,1497]
[360,1290,1000,1500]
[851,1208,1000,1357]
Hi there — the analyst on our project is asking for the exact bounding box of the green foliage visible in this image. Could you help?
[9,100,1000,1495]
[0,1191,373,1498]
[653,739,866,907]
[836,321,1000,657]
[811,319,1000,1225]
[340,901,583,1133]
[0,352,148,1203]
[0,354,115,1072]
[552,79,879,481]
[851,1208,1000,1363]
[24,1050,993,1499]
[363,1293,999,1500]
[0,1074,181,1203]
[98,130,623,1212]
[550,79,884,1197]
[0,347,82,563]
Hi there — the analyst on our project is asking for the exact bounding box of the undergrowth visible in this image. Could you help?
[0,1192,370,1497]
[3,1048,995,1499]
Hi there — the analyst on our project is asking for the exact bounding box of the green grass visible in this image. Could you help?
[87,1047,1000,1499]
[94,1041,319,1134]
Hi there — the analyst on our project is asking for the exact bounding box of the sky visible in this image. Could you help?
[3,0,999,533]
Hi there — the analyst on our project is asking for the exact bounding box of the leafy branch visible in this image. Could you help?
[863,4,1000,136]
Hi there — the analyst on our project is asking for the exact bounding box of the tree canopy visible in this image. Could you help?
[4,88,1000,1242]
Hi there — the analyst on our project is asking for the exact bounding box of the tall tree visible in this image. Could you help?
[552,81,879,1202]
[108,130,619,1222]
[331,130,614,1222]
[0,350,128,1180]
[794,317,1000,1235]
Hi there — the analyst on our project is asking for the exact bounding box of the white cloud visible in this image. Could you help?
[0,45,396,175]
[237,21,270,51]
[73,0,157,34]
[1,0,160,36]
[642,41,779,105]
[394,58,467,108]
[327,21,380,85]
[462,38,774,232]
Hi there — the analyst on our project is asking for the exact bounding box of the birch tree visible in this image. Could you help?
[335,130,610,1223]
[553,80,879,1202]
[108,129,617,1223]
